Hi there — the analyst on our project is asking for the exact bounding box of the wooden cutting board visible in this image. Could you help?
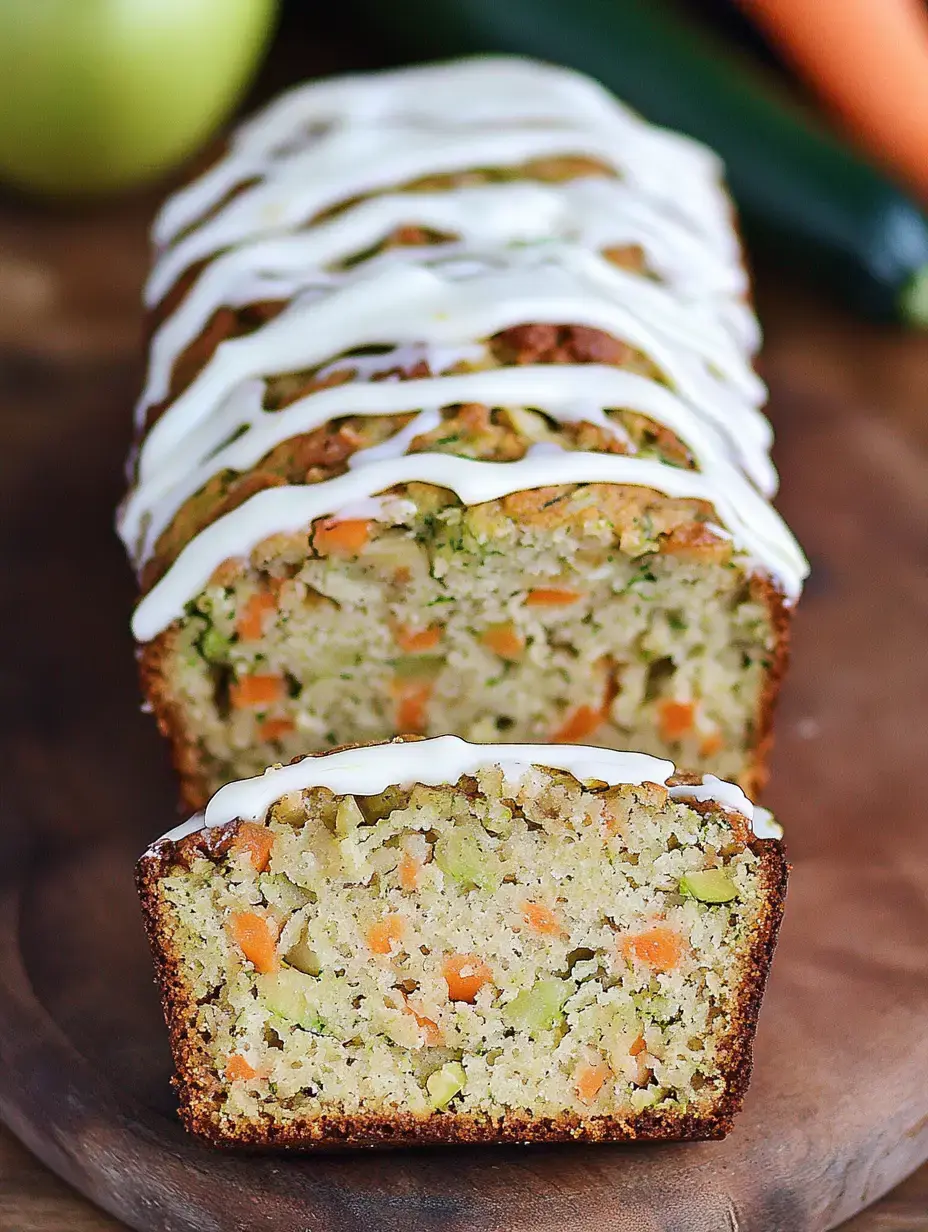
[1,37,927,1232]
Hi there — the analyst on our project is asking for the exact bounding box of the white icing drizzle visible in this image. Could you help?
[127,56,808,644]
[141,736,780,850]
[131,448,808,642]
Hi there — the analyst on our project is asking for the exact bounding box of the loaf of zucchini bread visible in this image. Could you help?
[137,736,787,1147]
[120,57,808,809]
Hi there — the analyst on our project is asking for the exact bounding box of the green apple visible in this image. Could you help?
[0,0,278,195]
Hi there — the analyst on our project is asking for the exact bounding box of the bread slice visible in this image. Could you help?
[120,57,807,809]
[137,737,787,1148]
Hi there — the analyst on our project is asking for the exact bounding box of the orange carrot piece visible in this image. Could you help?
[394,624,442,653]
[737,0,928,206]
[231,822,275,872]
[657,699,695,742]
[258,717,295,743]
[442,953,493,1002]
[367,914,405,956]
[621,926,685,973]
[629,1034,647,1057]
[481,622,526,660]
[225,1054,258,1082]
[405,999,444,1047]
[392,680,432,734]
[575,1059,612,1104]
[398,852,422,892]
[551,704,604,743]
[235,590,277,641]
[520,900,567,938]
[699,730,724,758]
[525,587,583,607]
[230,673,285,709]
[229,911,279,973]
[313,517,371,557]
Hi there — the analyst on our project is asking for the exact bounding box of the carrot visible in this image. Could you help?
[225,1054,258,1082]
[737,0,928,205]
[394,624,442,653]
[258,717,295,743]
[235,590,277,641]
[481,622,525,660]
[313,517,371,557]
[230,673,285,709]
[629,1034,647,1057]
[621,926,685,973]
[398,852,422,892]
[442,953,493,1002]
[574,1059,612,1104]
[231,822,275,872]
[699,730,724,758]
[405,999,444,1047]
[551,703,604,743]
[367,914,405,956]
[391,679,432,734]
[520,900,567,938]
[229,911,279,973]
[657,699,695,742]
[525,587,583,607]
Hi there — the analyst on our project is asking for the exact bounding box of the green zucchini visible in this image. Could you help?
[354,0,928,326]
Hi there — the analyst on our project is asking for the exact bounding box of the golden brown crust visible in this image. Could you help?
[137,777,788,1150]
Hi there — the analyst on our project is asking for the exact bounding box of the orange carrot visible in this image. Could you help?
[629,1034,647,1057]
[229,911,279,973]
[394,624,442,653]
[481,622,525,660]
[225,1054,258,1082]
[520,900,567,938]
[367,914,405,956]
[551,703,604,743]
[442,953,493,1002]
[398,852,422,892]
[699,730,724,758]
[313,517,371,557]
[737,0,928,205]
[235,590,277,641]
[231,822,275,872]
[621,926,685,973]
[575,1059,612,1104]
[657,699,695,742]
[391,679,432,734]
[525,587,583,607]
[258,717,295,743]
[230,673,285,709]
[405,999,444,1047]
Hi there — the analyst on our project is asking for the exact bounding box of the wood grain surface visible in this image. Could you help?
[1,19,927,1232]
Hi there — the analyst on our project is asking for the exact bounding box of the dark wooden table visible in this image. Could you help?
[1,24,927,1232]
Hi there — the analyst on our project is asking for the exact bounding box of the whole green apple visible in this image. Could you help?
[0,0,278,195]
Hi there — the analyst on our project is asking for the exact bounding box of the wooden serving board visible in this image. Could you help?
[2,38,928,1232]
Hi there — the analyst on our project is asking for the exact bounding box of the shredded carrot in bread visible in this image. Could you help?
[231,822,275,872]
[258,717,295,743]
[229,911,279,973]
[657,699,695,741]
[551,704,604,743]
[525,587,584,607]
[313,517,371,557]
[629,1034,647,1057]
[520,900,568,937]
[621,926,685,973]
[230,673,285,709]
[442,954,493,1002]
[367,914,405,956]
[391,679,432,734]
[481,622,525,660]
[398,852,422,891]
[405,999,444,1047]
[699,730,724,757]
[574,1059,612,1104]
[235,590,277,641]
[225,1054,258,1082]
[394,624,442,653]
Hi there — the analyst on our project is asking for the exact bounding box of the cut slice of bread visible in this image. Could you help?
[137,737,787,1148]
